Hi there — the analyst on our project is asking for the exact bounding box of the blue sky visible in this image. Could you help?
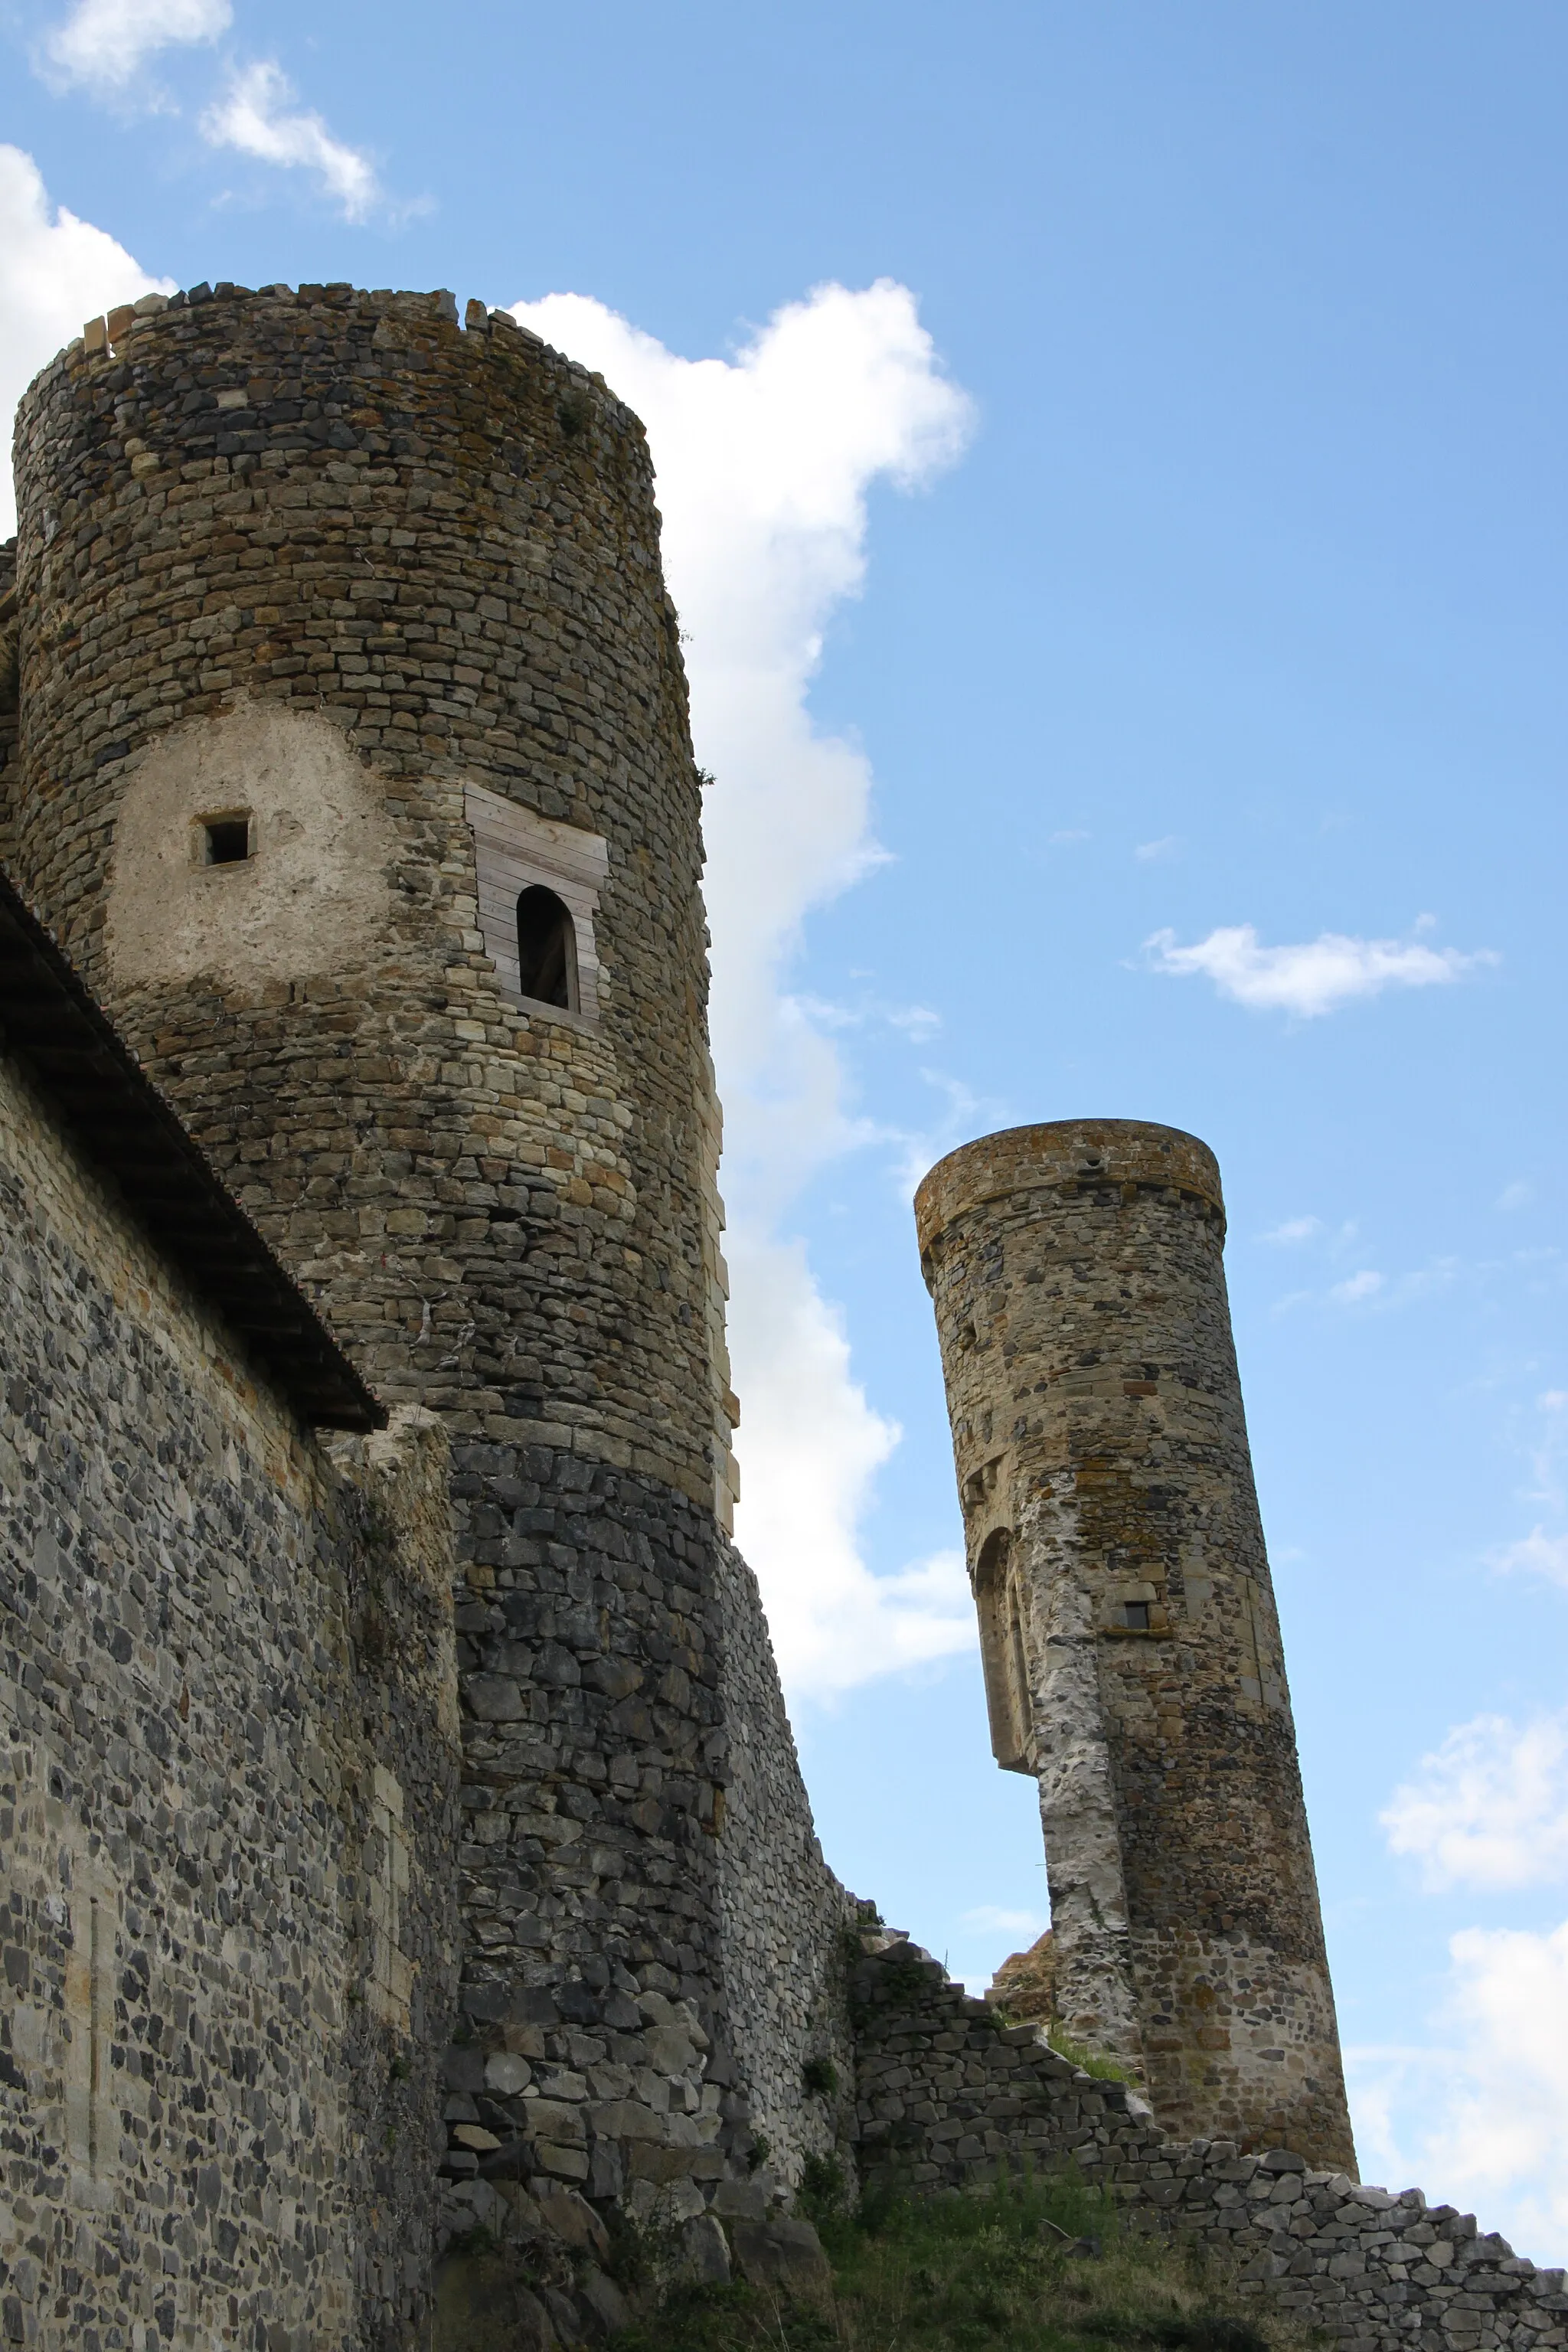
[5,0,1568,2254]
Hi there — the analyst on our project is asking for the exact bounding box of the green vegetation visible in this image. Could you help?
[617,2171,1303,2352]
[981,2006,1130,2086]
[1040,2028,1131,2086]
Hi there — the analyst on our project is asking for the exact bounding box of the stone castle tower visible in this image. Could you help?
[916,1119,1354,2171]
[2,283,1389,2345]
[5,280,847,2246]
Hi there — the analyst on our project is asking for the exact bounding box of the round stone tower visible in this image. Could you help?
[7,284,744,2209]
[915,1119,1354,2171]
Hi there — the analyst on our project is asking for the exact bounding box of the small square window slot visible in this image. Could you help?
[199,814,252,865]
[1122,1601,1151,1631]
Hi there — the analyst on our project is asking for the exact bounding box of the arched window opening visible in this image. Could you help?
[516,885,578,1011]
[975,1527,1031,1775]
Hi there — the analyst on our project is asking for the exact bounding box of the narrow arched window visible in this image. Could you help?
[516,885,578,1011]
[975,1527,1031,1775]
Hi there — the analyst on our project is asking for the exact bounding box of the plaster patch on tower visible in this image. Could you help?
[105,697,398,989]
[1018,1487,1144,2073]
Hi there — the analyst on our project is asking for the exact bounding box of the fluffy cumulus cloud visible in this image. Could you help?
[1425,1922,1568,2256]
[512,283,975,1697]
[1382,1710,1568,1892]
[1354,1718,1568,2260]
[42,0,230,93]
[1145,923,1495,1018]
[201,62,381,220]
[722,1235,972,1694]
[1349,1922,1568,2263]
[0,145,172,537]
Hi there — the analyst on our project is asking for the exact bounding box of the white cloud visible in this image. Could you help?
[1348,1923,1568,2263]
[511,283,973,1699]
[0,146,172,538]
[1263,1215,1323,1245]
[885,1002,942,1042]
[721,1234,975,1694]
[1383,1711,1568,1892]
[1145,923,1496,1018]
[1359,1736,1568,2257]
[1486,1393,1568,1583]
[201,62,380,220]
[43,0,229,92]
[1134,835,1180,862]
[1493,1528,1568,1586]
[1329,1269,1384,1304]
[1498,1181,1534,1212]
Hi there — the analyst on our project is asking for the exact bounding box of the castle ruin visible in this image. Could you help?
[2,281,1560,2352]
[916,1119,1353,2171]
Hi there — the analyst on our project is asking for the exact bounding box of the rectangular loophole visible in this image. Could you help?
[198,814,252,865]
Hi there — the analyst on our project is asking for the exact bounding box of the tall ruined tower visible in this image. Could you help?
[916,1119,1354,2171]
[3,281,844,2224]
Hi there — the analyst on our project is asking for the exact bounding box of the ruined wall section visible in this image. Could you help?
[0,1037,461,2350]
[916,1121,1352,2171]
[851,1936,1566,2352]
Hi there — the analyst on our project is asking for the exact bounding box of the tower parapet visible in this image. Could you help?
[916,1118,1354,2170]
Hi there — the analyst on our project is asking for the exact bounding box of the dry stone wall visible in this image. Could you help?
[851,1934,1568,2352]
[0,1033,462,2350]
[916,1120,1352,2168]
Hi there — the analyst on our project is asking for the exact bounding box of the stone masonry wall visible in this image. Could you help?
[442,1440,741,2223]
[7,282,728,1517]
[4,281,827,2223]
[851,1933,1568,2352]
[712,1539,858,2187]
[0,1034,462,2348]
[916,1122,1352,2168]
[0,539,15,830]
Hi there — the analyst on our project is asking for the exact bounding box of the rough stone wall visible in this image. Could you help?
[443,1438,742,2222]
[8,282,728,1516]
[915,1120,1352,2170]
[0,1036,461,2349]
[0,537,15,848]
[712,1539,858,2184]
[5,279,838,2224]
[851,1934,1568,2352]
